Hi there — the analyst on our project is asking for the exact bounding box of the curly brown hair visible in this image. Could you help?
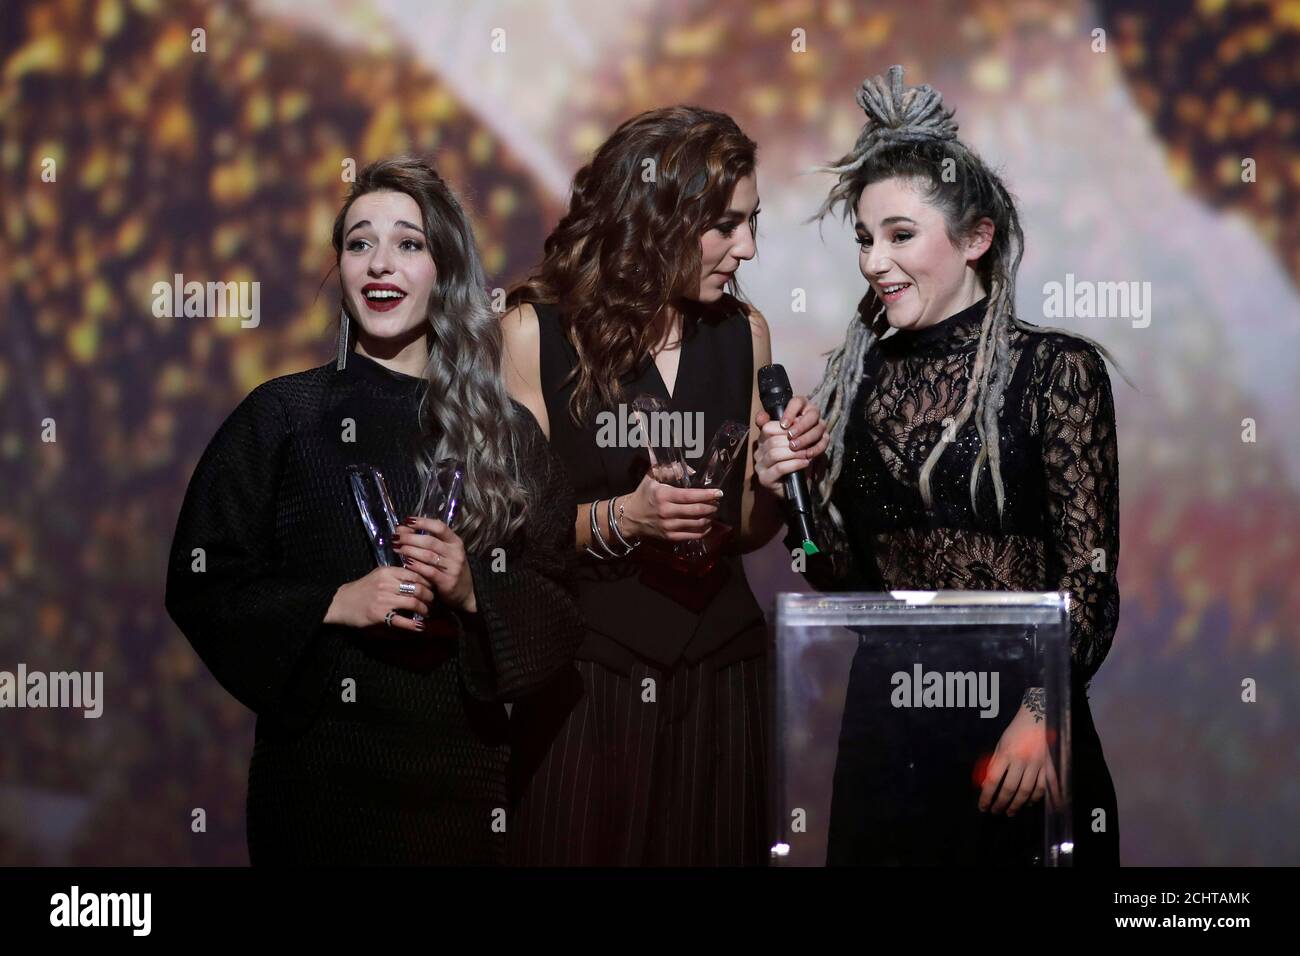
[508,106,758,424]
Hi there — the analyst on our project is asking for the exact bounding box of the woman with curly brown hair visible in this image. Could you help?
[501,106,827,865]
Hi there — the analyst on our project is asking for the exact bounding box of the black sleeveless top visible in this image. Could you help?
[533,296,766,671]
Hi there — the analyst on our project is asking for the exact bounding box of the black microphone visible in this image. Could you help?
[757,364,820,556]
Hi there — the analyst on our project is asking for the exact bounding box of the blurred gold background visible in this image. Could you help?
[1,0,1296,864]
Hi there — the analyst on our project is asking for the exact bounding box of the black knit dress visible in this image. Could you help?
[798,296,1122,866]
[164,350,582,864]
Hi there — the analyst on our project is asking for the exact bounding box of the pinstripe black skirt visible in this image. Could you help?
[507,653,769,866]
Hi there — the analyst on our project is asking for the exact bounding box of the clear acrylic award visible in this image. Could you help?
[771,591,1074,867]
[631,393,747,575]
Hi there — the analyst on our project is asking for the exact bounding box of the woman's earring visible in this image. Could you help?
[336,307,350,370]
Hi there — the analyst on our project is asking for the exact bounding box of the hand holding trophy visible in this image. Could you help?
[345,460,464,630]
[629,394,749,576]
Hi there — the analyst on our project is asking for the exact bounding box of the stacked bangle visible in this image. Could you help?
[586,498,616,558]
[584,496,639,560]
[609,496,640,552]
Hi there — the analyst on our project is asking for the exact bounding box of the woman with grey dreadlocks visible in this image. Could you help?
[757,65,1123,865]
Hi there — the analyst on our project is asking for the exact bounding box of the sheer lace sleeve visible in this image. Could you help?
[1037,342,1120,686]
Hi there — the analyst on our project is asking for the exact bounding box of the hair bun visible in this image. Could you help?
[856,64,958,146]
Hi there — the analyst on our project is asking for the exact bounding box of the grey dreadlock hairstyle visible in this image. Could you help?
[809,64,1127,531]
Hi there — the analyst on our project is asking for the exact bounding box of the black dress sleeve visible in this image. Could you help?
[455,408,583,702]
[164,383,346,721]
[786,458,886,592]
[1038,343,1121,686]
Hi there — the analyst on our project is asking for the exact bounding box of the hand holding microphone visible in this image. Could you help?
[755,364,830,555]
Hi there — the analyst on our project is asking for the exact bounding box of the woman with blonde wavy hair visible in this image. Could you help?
[165,156,582,864]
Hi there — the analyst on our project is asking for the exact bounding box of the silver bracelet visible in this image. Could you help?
[603,495,635,557]
[585,498,607,559]
[609,495,641,552]
[586,499,619,559]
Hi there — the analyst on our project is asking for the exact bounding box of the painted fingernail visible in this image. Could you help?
[405,517,417,526]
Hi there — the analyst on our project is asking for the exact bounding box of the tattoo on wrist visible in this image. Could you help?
[1022,686,1045,723]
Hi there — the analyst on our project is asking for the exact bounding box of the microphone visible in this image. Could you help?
[757,364,820,556]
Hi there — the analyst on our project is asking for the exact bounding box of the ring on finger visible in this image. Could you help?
[397,581,417,595]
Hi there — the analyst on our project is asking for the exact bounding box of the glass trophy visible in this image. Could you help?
[415,457,465,529]
[346,463,423,623]
[631,393,747,575]
[771,591,1073,867]
[631,393,690,486]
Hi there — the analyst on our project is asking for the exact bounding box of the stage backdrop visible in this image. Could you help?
[1,0,1296,864]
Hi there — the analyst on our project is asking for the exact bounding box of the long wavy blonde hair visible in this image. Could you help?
[331,156,529,550]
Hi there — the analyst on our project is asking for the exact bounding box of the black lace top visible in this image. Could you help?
[801,296,1120,688]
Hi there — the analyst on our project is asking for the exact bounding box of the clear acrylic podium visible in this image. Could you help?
[771,592,1074,867]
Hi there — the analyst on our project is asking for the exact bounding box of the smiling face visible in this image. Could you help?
[694,172,759,303]
[854,176,992,331]
[341,189,437,349]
